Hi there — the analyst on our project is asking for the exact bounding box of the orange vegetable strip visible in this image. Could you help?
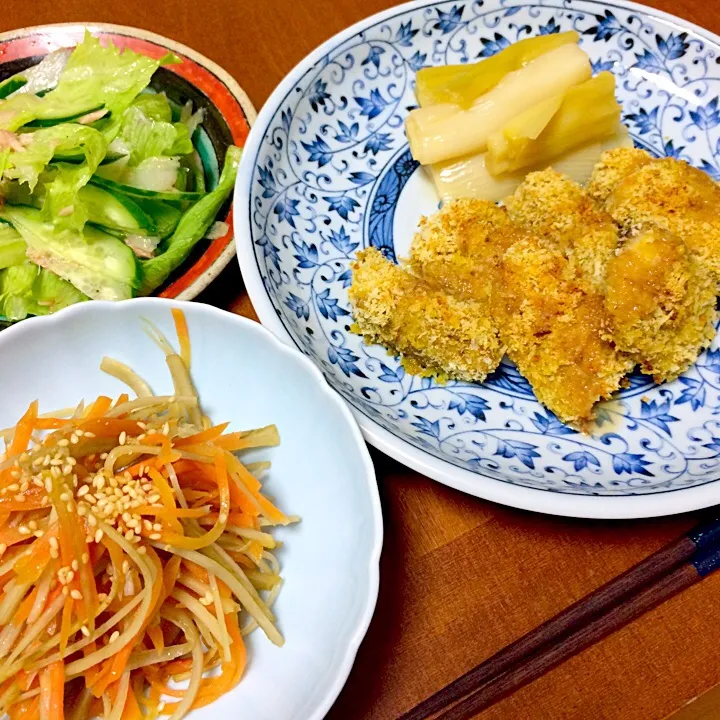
[147,624,165,652]
[59,595,74,655]
[38,660,64,720]
[120,684,142,720]
[146,468,182,533]
[87,396,113,419]
[76,418,140,439]
[13,532,54,584]
[224,452,261,493]
[160,452,229,550]
[172,308,192,368]
[9,401,38,457]
[256,494,290,524]
[163,555,182,599]
[174,423,230,447]
[134,505,208,518]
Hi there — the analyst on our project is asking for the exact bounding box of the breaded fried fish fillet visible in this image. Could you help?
[604,226,717,382]
[586,147,653,203]
[504,169,619,288]
[349,248,504,382]
[591,149,720,280]
[407,199,526,302]
[494,237,633,428]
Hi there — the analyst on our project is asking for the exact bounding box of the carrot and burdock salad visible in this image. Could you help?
[0,309,295,720]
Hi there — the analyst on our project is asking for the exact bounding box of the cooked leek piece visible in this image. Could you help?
[486,72,621,175]
[415,31,579,108]
[405,44,591,166]
[431,131,633,202]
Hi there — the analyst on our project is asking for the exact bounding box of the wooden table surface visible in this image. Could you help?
[4,0,720,718]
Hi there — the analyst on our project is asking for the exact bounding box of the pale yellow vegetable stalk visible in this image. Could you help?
[405,43,591,165]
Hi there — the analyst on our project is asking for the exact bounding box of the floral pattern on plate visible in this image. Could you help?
[243,0,720,497]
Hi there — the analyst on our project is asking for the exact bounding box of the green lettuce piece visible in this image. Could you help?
[0,31,179,130]
[138,145,241,294]
[2,124,107,195]
[0,261,87,320]
[0,223,27,269]
[132,92,172,122]
[120,105,193,166]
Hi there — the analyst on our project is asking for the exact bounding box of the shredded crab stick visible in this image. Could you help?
[0,308,297,720]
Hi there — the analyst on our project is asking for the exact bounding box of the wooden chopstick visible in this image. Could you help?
[437,543,720,720]
[400,514,720,720]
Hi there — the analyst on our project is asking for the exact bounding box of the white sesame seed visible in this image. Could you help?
[78,485,89,497]
[137,546,147,555]
[18,525,30,535]
[80,625,90,637]
[152,523,162,532]
[58,439,69,447]
[82,552,89,564]
[119,432,127,446]
[94,529,103,543]
[83,432,95,439]
[70,589,82,600]
[70,435,79,445]
[149,533,162,540]
[14,494,25,502]
[28,520,37,531]
[71,559,79,571]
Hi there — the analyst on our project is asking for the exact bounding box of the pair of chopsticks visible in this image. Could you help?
[400,513,720,720]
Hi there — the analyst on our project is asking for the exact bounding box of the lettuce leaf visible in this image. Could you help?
[120,104,193,166]
[139,145,241,294]
[0,31,178,131]
[0,261,87,320]
[2,124,107,192]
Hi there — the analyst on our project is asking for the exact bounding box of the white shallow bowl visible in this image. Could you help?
[0,298,382,720]
[236,0,720,519]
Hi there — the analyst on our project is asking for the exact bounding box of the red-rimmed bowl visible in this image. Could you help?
[0,22,256,300]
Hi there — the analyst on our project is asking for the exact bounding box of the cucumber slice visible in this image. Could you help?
[89,174,203,203]
[0,205,138,301]
[135,200,182,239]
[25,104,106,128]
[78,184,156,234]
[54,148,127,165]
[0,78,28,100]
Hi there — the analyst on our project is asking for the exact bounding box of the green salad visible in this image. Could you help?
[0,31,241,321]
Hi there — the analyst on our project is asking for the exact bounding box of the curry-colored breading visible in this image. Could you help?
[347,152,720,430]
[604,226,718,382]
[348,247,504,382]
[586,147,653,203]
[504,169,619,289]
[592,149,720,280]
[407,199,525,302]
[494,237,633,428]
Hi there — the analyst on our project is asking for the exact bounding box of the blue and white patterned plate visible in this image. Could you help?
[235,0,720,519]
